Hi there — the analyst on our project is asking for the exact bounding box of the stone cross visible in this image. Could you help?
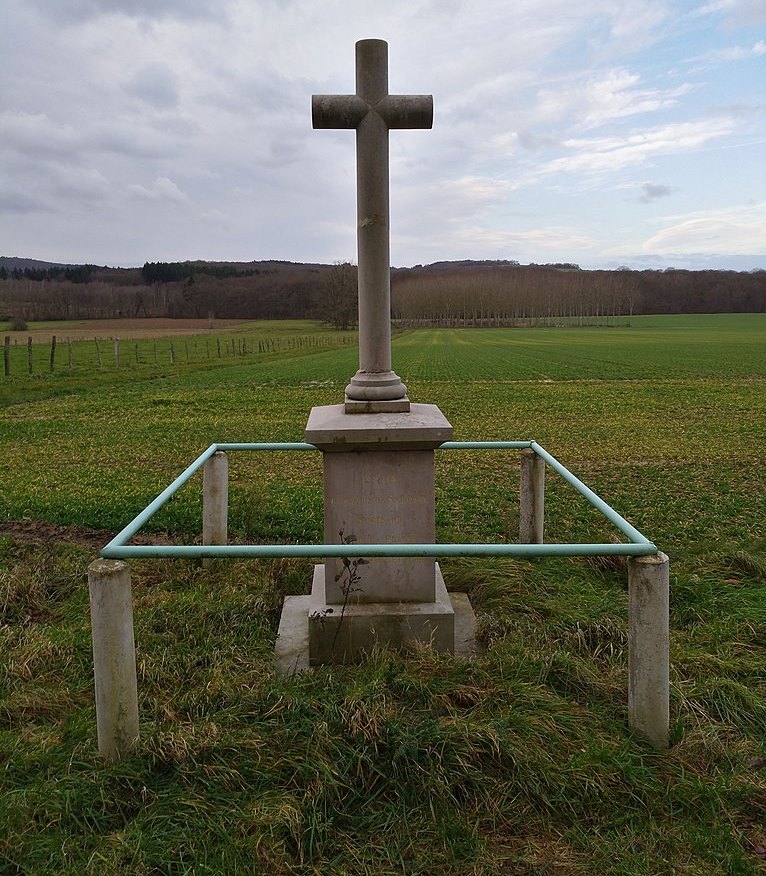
[313,39,432,410]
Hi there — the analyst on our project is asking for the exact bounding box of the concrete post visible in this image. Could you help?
[627,551,670,749]
[203,451,228,555]
[519,448,545,543]
[88,559,139,761]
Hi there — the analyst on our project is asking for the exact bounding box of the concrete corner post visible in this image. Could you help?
[88,559,139,761]
[203,451,228,563]
[519,448,545,544]
[627,551,670,749]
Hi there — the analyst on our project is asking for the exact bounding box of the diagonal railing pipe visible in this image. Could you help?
[530,441,653,546]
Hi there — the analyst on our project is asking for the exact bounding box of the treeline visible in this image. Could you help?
[0,259,763,324]
[391,264,765,325]
[140,261,266,283]
[0,262,331,322]
[0,264,99,284]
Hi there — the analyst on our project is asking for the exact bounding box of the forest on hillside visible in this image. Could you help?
[0,259,763,328]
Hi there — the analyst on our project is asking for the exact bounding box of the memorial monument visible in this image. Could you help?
[277,39,474,666]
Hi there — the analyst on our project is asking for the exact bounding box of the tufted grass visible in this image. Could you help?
[1,314,765,874]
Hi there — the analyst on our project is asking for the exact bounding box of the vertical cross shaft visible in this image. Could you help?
[313,39,432,411]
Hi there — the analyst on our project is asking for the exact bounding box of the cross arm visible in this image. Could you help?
[312,94,368,129]
[378,94,433,129]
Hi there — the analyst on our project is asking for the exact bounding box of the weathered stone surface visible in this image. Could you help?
[628,552,670,749]
[274,588,479,674]
[275,595,311,674]
[305,403,452,450]
[88,559,139,761]
[306,403,453,604]
[312,39,432,406]
[323,448,436,603]
[307,563,454,665]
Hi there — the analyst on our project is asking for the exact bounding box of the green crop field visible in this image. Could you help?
[1,313,765,874]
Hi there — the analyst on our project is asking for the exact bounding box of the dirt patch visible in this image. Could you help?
[0,519,179,552]
[20,318,253,342]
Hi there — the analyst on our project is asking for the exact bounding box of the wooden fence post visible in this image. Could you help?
[3,336,9,377]
[49,335,56,371]
[27,336,33,374]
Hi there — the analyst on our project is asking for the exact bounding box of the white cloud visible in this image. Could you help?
[1,111,80,160]
[127,176,189,202]
[49,165,112,202]
[693,0,766,24]
[642,203,766,255]
[535,69,694,130]
[437,225,597,259]
[29,0,225,24]
[687,39,766,66]
[539,118,735,176]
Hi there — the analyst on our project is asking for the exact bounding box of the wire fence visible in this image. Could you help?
[2,332,354,378]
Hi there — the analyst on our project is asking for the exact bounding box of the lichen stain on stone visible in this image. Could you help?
[359,214,385,228]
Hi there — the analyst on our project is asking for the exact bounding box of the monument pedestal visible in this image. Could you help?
[274,41,477,672]
[274,402,472,667]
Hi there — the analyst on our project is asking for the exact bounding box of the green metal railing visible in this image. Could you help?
[100,441,657,560]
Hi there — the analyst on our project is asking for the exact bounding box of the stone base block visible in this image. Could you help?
[275,588,479,674]
[308,563,454,665]
[344,396,411,414]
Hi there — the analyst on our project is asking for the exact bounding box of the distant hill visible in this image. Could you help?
[0,257,80,271]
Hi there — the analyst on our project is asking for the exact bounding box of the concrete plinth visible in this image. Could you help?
[290,401,463,665]
[275,587,478,674]
[322,448,435,603]
[308,562,454,664]
[306,403,453,608]
[305,402,452,450]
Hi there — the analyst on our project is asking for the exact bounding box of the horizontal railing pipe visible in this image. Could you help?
[216,442,317,452]
[101,541,657,560]
[440,441,533,450]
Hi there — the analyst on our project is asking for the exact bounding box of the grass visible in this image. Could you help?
[1,313,765,874]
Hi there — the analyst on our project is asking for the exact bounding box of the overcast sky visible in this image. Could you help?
[2,0,765,270]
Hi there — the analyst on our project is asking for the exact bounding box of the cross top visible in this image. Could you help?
[313,39,433,412]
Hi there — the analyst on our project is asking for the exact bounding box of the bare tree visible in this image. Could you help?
[320,262,358,330]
